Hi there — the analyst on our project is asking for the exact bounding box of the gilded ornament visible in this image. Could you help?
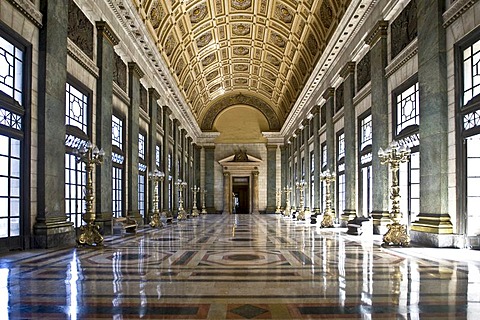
[175,58,185,76]
[264,70,276,81]
[276,4,293,24]
[307,33,318,56]
[319,1,333,29]
[234,64,248,72]
[231,0,252,10]
[196,32,212,47]
[202,53,216,66]
[209,83,221,93]
[234,78,248,85]
[190,3,208,24]
[233,46,249,56]
[206,70,219,81]
[164,34,177,57]
[148,1,165,29]
[271,32,286,48]
[267,53,281,67]
[232,23,250,36]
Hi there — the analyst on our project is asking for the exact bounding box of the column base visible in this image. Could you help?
[340,209,356,227]
[33,217,75,249]
[371,210,391,235]
[95,211,113,235]
[128,210,144,226]
[411,213,453,234]
[410,230,457,247]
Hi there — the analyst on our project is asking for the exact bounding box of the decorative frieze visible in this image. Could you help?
[390,0,417,59]
[68,0,94,59]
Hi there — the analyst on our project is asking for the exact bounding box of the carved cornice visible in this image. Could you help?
[385,38,418,78]
[443,0,478,28]
[340,62,356,78]
[365,20,388,47]
[6,0,42,27]
[128,62,145,79]
[96,21,120,46]
[67,38,99,78]
[322,87,335,100]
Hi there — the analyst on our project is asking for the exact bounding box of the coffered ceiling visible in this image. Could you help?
[131,0,352,131]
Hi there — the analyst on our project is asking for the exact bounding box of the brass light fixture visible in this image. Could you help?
[176,180,188,220]
[191,185,200,217]
[295,180,307,220]
[148,169,165,228]
[320,169,335,228]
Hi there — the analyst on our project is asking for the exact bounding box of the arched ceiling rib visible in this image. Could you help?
[132,0,352,130]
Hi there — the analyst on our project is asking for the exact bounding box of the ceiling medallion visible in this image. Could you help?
[202,53,216,66]
[231,0,252,10]
[234,78,248,85]
[209,83,221,93]
[196,32,212,48]
[164,34,177,57]
[264,70,276,81]
[232,23,251,36]
[233,46,249,56]
[276,4,294,24]
[307,33,318,56]
[206,70,219,81]
[270,31,286,48]
[175,58,185,76]
[148,1,164,29]
[190,3,208,24]
[233,64,248,72]
[266,53,281,67]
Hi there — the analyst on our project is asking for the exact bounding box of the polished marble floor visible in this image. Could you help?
[1,214,479,319]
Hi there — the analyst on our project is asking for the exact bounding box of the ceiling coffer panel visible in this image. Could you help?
[136,0,352,129]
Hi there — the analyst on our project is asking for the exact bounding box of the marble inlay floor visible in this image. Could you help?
[1,214,479,319]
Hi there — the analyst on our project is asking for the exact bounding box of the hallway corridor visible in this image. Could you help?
[1,214,479,319]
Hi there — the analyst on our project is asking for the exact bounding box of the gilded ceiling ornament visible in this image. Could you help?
[266,53,281,67]
[202,53,216,66]
[206,70,219,81]
[231,0,252,10]
[298,57,307,76]
[264,70,276,81]
[319,1,333,29]
[233,46,249,56]
[148,1,165,29]
[196,32,212,48]
[232,23,250,36]
[190,3,208,24]
[164,34,177,57]
[261,84,273,94]
[275,4,293,24]
[175,57,185,76]
[307,33,318,56]
[234,78,248,85]
[234,64,248,71]
[270,32,286,48]
[209,83,221,93]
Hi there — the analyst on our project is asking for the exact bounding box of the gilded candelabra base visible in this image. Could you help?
[77,223,103,246]
[149,211,163,228]
[321,212,334,228]
[383,222,410,246]
[192,208,200,217]
[275,207,282,214]
[177,209,188,220]
[297,210,305,221]
[283,207,291,217]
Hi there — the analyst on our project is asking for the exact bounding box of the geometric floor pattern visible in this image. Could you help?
[1,214,479,319]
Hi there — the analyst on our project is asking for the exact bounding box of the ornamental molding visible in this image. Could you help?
[67,38,99,78]
[443,0,478,28]
[6,0,42,27]
[385,38,418,78]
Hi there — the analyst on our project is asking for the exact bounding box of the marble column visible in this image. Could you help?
[266,145,277,213]
[127,62,144,225]
[312,106,321,214]
[295,129,301,209]
[34,0,75,248]
[367,21,390,234]
[172,119,179,216]
[280,145,287,208]
[252,171,260,214]
[303,119,311,212]
[223,172,231,214]
[162,106,171,215]
[94,21,119,235]
[323,88,336,220]
[411,0,453,245]
[288,138,294,204]
[148,88,160,221]
[204,146,215,213]
[180,128,187,210]
[340,62,358,226]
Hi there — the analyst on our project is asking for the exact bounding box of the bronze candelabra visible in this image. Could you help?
[275,188,282,214]
[378,140,411,246]
[320,169,335,228]
[201,188,207,214]
[191,185,200,217]
[176,180,188,220]
[295,180,307,220]
[148,169,164,228]
[74,141,105,246]
[283,186,292,217]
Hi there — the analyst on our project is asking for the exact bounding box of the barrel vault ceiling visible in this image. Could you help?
[130,0,352,131]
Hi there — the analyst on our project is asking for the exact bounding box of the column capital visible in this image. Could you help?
[310,105,320,115]
[96,21,120,46]
[365,20,389,47]
[148,88,160,100]
[322,87,335,100]
[128,62,145,79]
[340,62,356,78]
[302,119,309,127]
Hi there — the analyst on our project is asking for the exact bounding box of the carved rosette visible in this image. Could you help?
[190,3,208,24]
[196,32,212,48]
[206,70,219,81]
[270,31,286,48]
[275,4,294,24]
[148,0,165,29]
[202,53,216,66]
[232,23,251,36]
[266,53,281,67]
[234,78,248,85]
[233,64,248,72]
[233,46,249,56]
[164,34,177,57]
[231,0,252,10]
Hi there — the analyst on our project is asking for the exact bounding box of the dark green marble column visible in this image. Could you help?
[266,145,277,213]
[340,62,357,226]
[311,106,321,214]
[162,106,171,216]
[411,0,453,245]
[323,88,336,221]
[367,21,390,234]
[127,62,144,225]
[280,145,287,208]
[94,21,119,235]
[34,0,74,248]
[204,146,215,213]
[147,88,160,222]
[303,119,310,212]
[172,119,179,216]
[295,129,301,210]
